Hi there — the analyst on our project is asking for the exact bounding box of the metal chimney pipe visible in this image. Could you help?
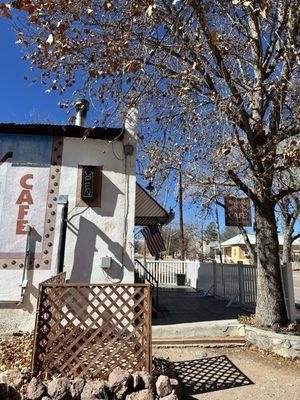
[74,98,90,127]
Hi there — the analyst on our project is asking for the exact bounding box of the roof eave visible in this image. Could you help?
[0,123,124,141]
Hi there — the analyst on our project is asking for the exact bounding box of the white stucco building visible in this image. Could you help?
[0,107,171,332]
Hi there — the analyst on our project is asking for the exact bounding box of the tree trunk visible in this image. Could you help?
[282,229,293,265]
[255,200,288,328]
[178,165,185,261]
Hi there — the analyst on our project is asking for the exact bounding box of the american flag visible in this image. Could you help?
[141,225,166,256]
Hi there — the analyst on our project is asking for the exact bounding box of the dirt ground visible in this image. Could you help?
[1,334,299,399]
[153,346,300,400]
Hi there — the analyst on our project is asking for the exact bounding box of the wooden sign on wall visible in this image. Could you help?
[76,165,102,207]
[81,166,96,200]
[224,196,251,227]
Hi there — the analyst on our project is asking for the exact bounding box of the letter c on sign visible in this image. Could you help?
[20,174,33,189]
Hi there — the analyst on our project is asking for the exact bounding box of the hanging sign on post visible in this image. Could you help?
[224,196,251,227]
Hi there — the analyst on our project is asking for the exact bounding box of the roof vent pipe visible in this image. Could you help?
[74,98,90,127]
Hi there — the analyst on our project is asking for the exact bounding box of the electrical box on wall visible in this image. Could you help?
[101,256,112,269]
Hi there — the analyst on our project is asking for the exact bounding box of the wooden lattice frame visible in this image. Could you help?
[39,272,67,285]
[31,281,152,379]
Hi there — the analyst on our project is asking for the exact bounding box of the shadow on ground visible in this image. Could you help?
[154,355,253,398]
[153,287,250,325]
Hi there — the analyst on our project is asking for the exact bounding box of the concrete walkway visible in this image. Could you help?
[154,287,249,326]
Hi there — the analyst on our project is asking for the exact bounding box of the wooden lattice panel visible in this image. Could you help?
[32,283,152,379]
[39,272,67,285]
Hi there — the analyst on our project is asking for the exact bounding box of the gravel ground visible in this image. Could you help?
[0,333,33,372]
[153,346,300,400]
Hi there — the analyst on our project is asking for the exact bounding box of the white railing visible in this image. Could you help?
[135,259,193,285]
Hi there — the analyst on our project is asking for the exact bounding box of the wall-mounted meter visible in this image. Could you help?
[101,256,112,270]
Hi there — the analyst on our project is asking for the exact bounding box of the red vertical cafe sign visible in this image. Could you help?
[224,197,251,227]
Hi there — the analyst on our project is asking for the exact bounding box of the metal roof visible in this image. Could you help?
[0,123,124,141]
[135,183,174,226]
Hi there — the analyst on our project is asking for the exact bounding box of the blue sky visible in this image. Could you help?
[0,19,69,124]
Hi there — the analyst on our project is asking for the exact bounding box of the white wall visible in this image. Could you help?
[55,133,136,284]
[186,261,214,292]
[0,268,56,333]
[0,125,137,333]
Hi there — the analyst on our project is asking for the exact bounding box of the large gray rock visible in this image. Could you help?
[126,389,153,400]
[0,369,28,390]
[195,351,207,358]
[170,379,181,399]
[108,367,132,399]
[80,380,108,400]
[139,372,153,390]
[26,377,47,400]
[132,372,143,391]
[70,378,85,400]
[156,376,172,398]
[132,372,153,391]
[47,378,71,400]
[159,390,179,400]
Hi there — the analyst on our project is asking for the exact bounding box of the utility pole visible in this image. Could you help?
[214,184,223,264]
[178,162,185,263]
[143,239,147,266]
[201,219,204,262]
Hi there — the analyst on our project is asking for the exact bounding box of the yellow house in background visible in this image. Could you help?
[221,234,300,264]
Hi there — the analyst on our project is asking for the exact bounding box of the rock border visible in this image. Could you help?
[245,325,300,359]
[0,367,181,400]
